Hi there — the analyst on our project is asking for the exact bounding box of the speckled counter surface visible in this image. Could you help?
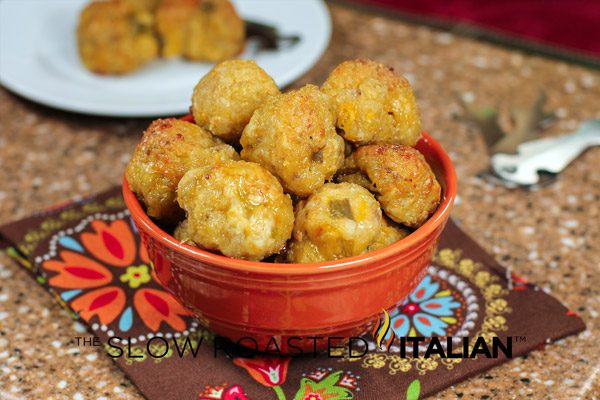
[1,2,599,399]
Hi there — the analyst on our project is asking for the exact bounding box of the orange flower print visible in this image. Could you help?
[44,251,112,289]
[41,216,192,337]
[81,220,136,267]
[139,238,150,264]
[134,288,189,332]
[71,286,126,325]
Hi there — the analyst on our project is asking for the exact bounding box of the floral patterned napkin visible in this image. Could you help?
[0,187,585,399]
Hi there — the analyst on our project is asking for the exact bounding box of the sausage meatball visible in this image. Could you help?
[126,118,238,224]
[77,0,159,74]
[173,219,196,246]
[367,218,411,252]
[185,0,245,61]
[352,144,441,228]
[287,183,383,263]
[155,0,198,58]
[192,60,279,142]
[335,155,376,191]
[240,85,345,197]
[321,59,421,146]
[126,0,160,11]
[155,0,244,61]
[177,160,294,260]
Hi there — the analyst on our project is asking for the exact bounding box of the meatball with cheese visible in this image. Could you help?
[77,0,159,74]
[155,0,199,58]
[351,144,441,228]
[177,160,294,261]
[155,0,244,61]
[173,219,197,246]
[240,85,345,197]
[366,218,412,252]
[192,60,280,142]
[126,0,160,11]
[185,0,244,61]
[321,59,421,146]
[125,119,238,224]
[287,183,383,263]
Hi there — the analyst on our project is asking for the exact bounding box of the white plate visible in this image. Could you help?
[0,0,331,117]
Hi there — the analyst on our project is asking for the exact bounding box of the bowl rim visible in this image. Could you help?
[123,132,456,275]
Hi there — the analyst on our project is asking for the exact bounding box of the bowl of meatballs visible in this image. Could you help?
[123,59,456,353]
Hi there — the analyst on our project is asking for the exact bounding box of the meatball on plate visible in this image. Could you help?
[0,0,332,116]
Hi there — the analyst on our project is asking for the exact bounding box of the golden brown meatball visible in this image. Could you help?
[352,144,441,228]
[366,218,411,252]
[125,118,238,224]
[321,59,421,146]
[155,0,199,58]
[126,0,160,11]
[173,219,196,246]
[177,160,294,261]
[287,183,383,263]
[192,60,279,141]
[155,0,244,61]
[335,155,376,191]
[336,171,375,191]
[77,0,159,74]
[240,85,345,197]
[185,0,245,61]
[285,240,324,264]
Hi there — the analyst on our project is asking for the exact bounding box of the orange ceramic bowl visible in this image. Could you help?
[123,132,456,353]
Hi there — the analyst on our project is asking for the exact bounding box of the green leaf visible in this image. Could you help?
[317,371,344,389]
[406,379,421,400]
[293,378,311,400]
[325,385,353,399]
[293,374,354,400]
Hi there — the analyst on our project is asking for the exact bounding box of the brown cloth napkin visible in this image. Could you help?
[0,187,585,400]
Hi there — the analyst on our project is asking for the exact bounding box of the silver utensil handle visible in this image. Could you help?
[533,128,600,173]
[491,119,600,185]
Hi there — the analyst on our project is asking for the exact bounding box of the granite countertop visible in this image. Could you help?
[1,2,599,399]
